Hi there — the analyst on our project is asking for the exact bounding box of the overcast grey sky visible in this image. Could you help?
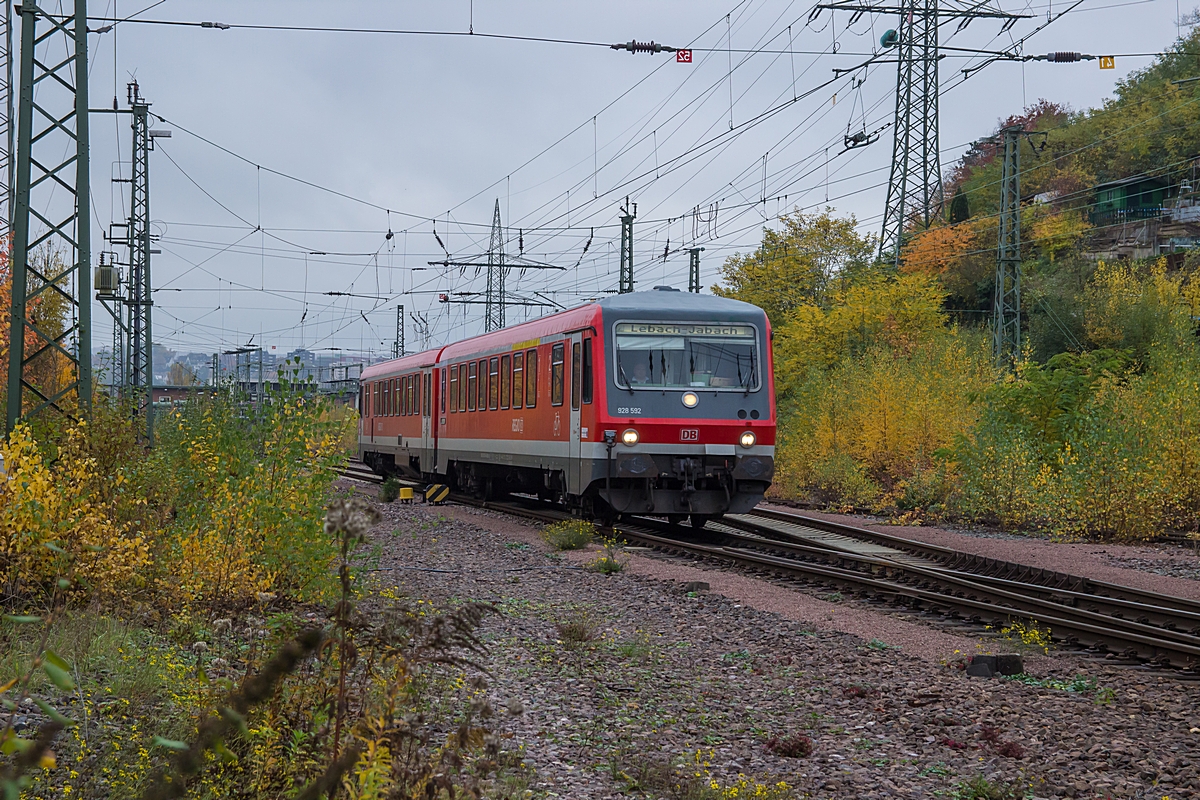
[70,0,1184,358]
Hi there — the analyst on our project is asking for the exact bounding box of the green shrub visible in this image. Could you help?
[541,520,594,550]
[950,775,1024,800]
[379,476,402,503]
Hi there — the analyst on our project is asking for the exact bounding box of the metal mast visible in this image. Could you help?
[993,125,1022,364]
[392,304,404,358]
[618,197,636,294]
[814,1,1028,267]
[6,0,92,432]
[127,81,153,443]
[0,0,13,235]
[485,200,504,332]
[687,247,704,293]
[880,0,942,265]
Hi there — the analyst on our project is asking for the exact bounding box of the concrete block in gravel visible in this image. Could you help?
[682,581,711,592]
[995,653,1024,675]
[966,655,997,677]
[965,661,994,678]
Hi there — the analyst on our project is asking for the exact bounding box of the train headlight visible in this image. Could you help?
[681,391,699,408]
[739,431,756,449]
[621,428,640,446]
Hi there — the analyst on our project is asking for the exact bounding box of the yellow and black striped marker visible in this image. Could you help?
[425,484,450,504]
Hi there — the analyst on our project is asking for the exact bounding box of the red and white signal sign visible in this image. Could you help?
[676,49,693,63]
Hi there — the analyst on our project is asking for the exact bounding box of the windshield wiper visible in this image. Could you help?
[743,351,756,395]
[618,363,635,395]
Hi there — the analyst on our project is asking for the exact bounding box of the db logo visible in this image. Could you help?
[680,428,700,441]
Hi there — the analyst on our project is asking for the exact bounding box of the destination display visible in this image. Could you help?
[614,322,755,338]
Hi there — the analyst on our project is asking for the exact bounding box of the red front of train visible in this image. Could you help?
[359,287,775,526]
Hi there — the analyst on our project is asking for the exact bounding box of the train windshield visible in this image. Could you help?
[613,322,759,391]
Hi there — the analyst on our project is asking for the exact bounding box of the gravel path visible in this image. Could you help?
[768,505,1200,601]
[362,495,1200,800]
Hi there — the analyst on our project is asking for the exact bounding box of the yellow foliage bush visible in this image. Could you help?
[772,271,995,509]
[0,422,150,601]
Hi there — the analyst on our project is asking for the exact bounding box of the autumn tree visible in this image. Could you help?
[712,208,875,324]
[168,361,199,386]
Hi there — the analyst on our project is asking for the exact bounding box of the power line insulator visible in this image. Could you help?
[1047,51,1082,62]
[610,40,677,54]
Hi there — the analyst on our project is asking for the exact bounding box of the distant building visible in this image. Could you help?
[1090,175,1167,224]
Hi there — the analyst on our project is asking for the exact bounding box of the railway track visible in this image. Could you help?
[339,461,1200,672]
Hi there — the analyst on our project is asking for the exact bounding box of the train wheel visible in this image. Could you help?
[690,514,710,530]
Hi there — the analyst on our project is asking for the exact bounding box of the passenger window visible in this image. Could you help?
[449,365,459,413]
[571,342,581,410]
[478,359,488,410]
[407,375,414,415]
[488,358,500,410]
[383,380,390,416]
[373,382,380,416]
[440,369,446,414]
[467,363,477,411]
[526,349,538,408]
[551,343,565,406]
[582,338,593,404]
[500,355,511,410]
[424,373,431,416]
[512,352,524,409]
[459,363,467,411]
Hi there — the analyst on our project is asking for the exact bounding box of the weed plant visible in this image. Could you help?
[589,536,627,574]
[540,520,594,550]
[379,476,402,503]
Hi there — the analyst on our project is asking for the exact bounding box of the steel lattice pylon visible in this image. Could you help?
[485,200,505,332]
[0,0,13,236]
[993,125,1023,364]
[127,81,153,442]
[814,1,1028,268]
[879,0,942,266]
[618,199,635,294]
[6,0,92,432]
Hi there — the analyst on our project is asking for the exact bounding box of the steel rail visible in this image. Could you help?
[613,521,1200,669]
[749,507,1200,615]
[696,520,1200,651]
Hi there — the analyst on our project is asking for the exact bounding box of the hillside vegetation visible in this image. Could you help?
[716,27,1200,539]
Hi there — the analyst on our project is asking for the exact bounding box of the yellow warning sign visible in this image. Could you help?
[425,484,451,504]
[1099,56,1115,70]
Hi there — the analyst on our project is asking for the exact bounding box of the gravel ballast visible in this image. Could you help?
[362,495,1200,800]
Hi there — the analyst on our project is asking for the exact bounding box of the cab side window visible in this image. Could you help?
[582,338,593,404]
[571,342,581,410]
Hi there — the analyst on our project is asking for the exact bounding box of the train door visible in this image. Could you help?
[567,333,583,495]
[420,369,433,476]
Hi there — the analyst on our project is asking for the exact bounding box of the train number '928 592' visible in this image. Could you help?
[616,406,641,415]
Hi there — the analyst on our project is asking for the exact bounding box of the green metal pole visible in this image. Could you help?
[5,2,36,433]
[75,0,92,413]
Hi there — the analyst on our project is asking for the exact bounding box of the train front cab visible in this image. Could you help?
[585,289,775,525]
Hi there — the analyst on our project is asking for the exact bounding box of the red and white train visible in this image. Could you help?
[358,287,775,526]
